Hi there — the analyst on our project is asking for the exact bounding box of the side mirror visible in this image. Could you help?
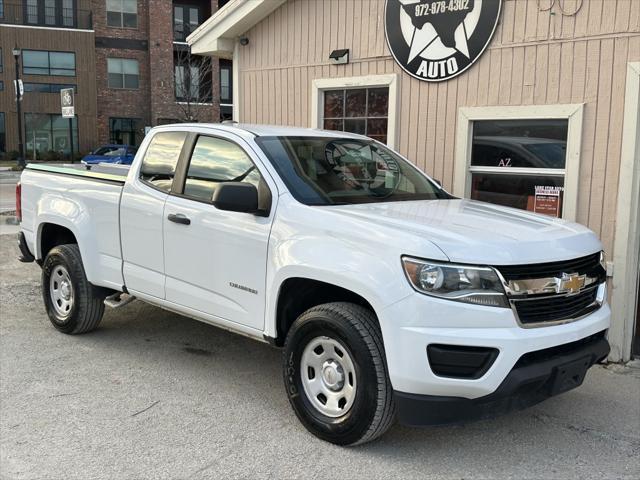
[433,178,442,187]
[213,182,262,215]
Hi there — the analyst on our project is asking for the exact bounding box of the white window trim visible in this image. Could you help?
[609,62,640,362]
[453,104,584,221]
[310,74,399,149]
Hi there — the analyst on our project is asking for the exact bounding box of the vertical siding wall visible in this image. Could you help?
[237,0,640,254]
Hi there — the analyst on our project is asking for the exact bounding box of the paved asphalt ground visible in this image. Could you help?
[0,237,639,479]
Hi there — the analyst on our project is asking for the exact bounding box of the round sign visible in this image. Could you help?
[384,0,502,82]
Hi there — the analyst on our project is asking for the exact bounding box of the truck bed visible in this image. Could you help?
[20,163,126,291]
[26,163,129,183]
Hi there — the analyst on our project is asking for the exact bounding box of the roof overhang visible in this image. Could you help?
[187,0,287,58]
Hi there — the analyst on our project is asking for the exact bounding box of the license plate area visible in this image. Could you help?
[550,356,591,395]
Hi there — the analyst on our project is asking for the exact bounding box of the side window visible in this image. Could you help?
[183,136,262,202]
[139,131,187,192]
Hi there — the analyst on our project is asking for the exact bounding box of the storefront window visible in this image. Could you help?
[109,117,142,146]
[322,87,389,144]
[469,119,568,218]
[24,113,78,158]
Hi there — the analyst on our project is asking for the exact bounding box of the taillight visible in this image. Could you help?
[16,182,22,222]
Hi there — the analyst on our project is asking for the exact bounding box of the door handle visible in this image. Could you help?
[167,213,191,225]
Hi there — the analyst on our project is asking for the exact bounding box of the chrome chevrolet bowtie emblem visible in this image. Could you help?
[558,273,586,294]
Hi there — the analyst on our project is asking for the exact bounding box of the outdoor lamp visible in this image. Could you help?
[329,49,349,65]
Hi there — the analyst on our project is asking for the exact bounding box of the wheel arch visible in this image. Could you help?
[272,276,379,347]
[38,222,79,261]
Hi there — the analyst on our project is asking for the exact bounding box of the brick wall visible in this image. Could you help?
[151,0,221,125]
[93,1,151,145]
[92,0,221,146]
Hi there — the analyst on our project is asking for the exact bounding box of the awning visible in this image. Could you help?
[187,0,287,58]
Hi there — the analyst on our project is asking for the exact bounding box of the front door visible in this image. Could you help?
[162,133,275,331]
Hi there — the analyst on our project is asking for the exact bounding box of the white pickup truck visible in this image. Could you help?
[17,124,610,445]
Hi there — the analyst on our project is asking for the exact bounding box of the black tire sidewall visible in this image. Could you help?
[284,308,382,445]
[42,246,85,334]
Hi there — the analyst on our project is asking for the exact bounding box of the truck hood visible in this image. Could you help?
[325,199,602,265]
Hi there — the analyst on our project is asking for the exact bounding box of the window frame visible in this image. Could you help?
[137,130,189,194]
[24,112,79,157]
[106,0,138,29]
[311,74,399,149]
[107,57,139,89]
[22,49,76,77]
[173,4,202,42]
[23,0,77,28]
[109,117,142,146]
[169,133,270,206]
[453,104,584,221]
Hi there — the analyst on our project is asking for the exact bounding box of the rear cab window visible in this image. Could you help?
[139,131,187,192]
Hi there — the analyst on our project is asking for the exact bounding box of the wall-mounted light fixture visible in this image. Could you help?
[329,49,349,65]
[239,36,249,46]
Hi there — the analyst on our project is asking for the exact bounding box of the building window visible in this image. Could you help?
[0,113,5,153]
[0,48,3,72]
[109,117,142,146]
[24,113,78,158]
[107,58,139,89]
[23,50,76,76]
[312,74,399,148]
[322,87,389,144]
[469,120,568,217]
[174,53,212,103]
[173,5,201,42]
[24,0,75,27]
[106,0,137,28]
[0,0,4,19]
[0,81,3,92]
[453,104,584,221]
[23,83,76,93]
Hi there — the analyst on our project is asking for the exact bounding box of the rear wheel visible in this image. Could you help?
[42,244,105,334]
[283,302,395,445]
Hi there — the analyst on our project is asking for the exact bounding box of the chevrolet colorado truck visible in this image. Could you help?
[17,124,610,445]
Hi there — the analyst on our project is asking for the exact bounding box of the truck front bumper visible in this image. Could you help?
[393,330,609,426]
[378,286,611,422]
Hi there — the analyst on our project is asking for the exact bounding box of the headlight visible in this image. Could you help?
[402,257,509,308]
[599,250,606,271]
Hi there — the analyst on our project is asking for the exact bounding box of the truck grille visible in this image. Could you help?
[494,252,605,327]
[512,287,600,326]
[496,252,602,280]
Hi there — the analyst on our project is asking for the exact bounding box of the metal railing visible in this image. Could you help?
[0,1,93,29]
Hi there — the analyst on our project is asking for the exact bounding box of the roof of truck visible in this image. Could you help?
[155,123,369,140]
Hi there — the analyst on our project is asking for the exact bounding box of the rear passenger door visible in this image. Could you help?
[120,131,187,299]
[162,133,275,331]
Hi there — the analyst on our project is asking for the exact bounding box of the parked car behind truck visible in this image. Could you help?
[17,124,610,445]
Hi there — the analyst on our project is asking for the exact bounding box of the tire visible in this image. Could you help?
[42,244,105,334]
[283,302,396,445]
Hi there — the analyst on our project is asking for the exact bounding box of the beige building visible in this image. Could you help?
[188,0,640,361]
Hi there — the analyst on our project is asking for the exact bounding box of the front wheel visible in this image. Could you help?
[283,302,395,445]
[42,244,105,334]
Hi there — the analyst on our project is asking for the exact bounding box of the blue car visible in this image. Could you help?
[82,145,137,165]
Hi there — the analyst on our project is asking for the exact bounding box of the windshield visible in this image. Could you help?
[256,136,450,205]
[94,146,127,156]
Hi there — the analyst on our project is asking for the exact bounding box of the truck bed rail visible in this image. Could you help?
[26,163,128,184]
